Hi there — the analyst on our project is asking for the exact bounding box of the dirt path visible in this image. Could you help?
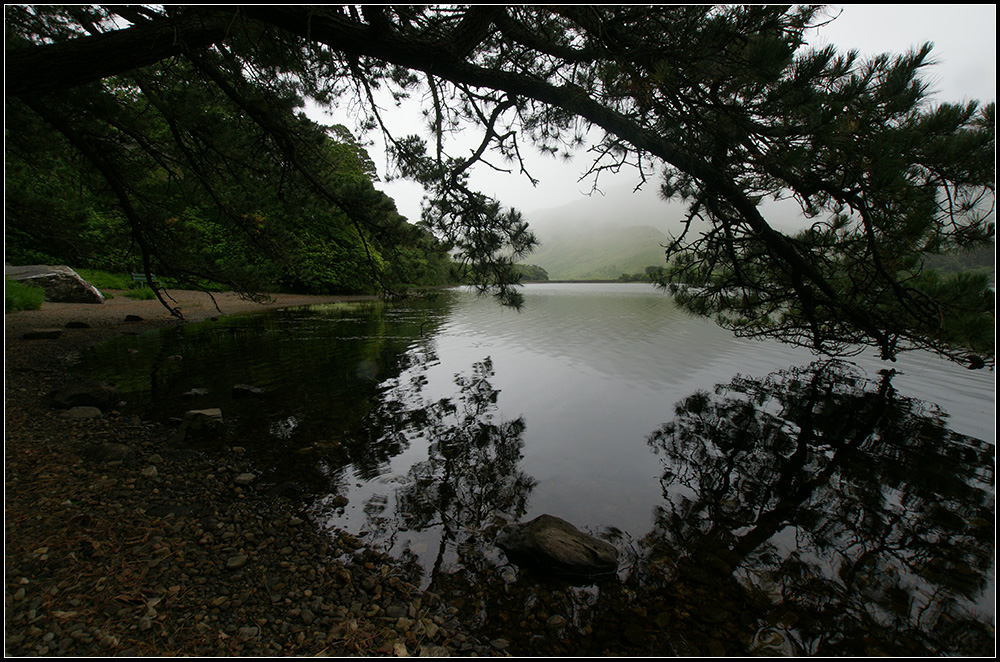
[5,289,375,336]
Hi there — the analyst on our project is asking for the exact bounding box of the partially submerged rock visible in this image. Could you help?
[232,384,266,398]
[183,408,226,436]
[496,514,618,577]
[46,380,120,412]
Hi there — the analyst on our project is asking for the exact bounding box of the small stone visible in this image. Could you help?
[234,473,256,486]
[141,466,158,478]
[419,645,450,657]
[546,615,568,629]
[226,553,249,569]
[147,454,163,464]
[385,604,407,619]
[654,611,672,628]
[237,626,259,640]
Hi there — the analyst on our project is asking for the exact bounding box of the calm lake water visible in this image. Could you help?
[77,282,995,655]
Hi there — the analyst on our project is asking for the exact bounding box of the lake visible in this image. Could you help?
[77,282,995,655]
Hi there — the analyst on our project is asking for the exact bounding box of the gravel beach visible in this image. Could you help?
[4,290,497,656]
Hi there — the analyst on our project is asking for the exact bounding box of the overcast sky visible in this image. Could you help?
[317,5,997,223]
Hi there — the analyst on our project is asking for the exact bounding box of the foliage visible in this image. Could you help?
[617,271,651,283]
[5,5,994,364]
[4,278,46,312]
[921,244,995,274]
[513,264,549,281]
[5,6,454,310]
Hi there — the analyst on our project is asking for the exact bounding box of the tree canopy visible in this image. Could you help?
[5,5,995,365]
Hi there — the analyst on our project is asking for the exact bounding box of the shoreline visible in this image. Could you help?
[4,290,494,656]
[5,288,378,335]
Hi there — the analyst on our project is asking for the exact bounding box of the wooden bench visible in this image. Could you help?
[131,273,162,288]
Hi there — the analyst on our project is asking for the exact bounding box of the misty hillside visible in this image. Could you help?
[524,223,668,280]
[521,185,813,280]
[520,185,684,280]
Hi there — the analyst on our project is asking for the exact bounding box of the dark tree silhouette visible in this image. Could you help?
[6,6,995,361]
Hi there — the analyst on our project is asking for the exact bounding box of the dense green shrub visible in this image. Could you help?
[5,278,46,312]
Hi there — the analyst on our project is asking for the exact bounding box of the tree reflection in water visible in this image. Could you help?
[643,359,994,656]
[316,355,993,657]
[351,356,537,589]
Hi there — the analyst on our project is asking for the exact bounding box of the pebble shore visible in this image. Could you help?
[5,292,501,656]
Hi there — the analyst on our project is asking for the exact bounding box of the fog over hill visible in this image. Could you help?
[520,183,810,280]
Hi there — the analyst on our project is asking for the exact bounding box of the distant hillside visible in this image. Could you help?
[526,223,668,280]
[521,185,685,280]
[520,186,818,280]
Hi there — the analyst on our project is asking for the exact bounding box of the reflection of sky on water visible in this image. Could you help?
[75,283,995,655]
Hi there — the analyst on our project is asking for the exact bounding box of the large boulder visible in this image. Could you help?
[5,264,105,304]
[496,514,618,577]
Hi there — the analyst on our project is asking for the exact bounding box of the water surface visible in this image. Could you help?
[76,283,995,655]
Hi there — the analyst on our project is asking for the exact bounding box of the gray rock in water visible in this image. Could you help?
[232,384,266,398]
[46,380,120,412]
[182,408,226,436]
[496,514,618,576]
[5,264,105,304]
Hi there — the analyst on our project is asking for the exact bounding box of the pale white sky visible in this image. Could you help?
[315,5,997,223]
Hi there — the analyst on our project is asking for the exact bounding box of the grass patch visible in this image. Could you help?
[5,277,46,312]
[123,287,158,300]
[74,268,135,291]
